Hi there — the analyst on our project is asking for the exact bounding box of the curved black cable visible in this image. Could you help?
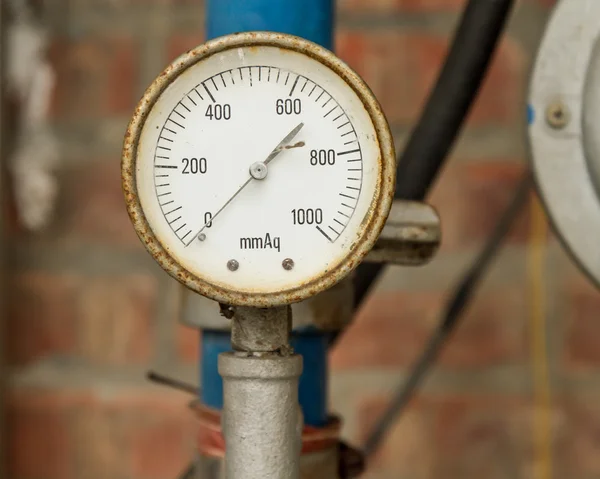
[362,171,532,458]
[352,0,516,310]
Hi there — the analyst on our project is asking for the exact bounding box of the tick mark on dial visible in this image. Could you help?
[316,225,333,242]
[165,206,182,215]
[324,106,337,118]
[328,225,341,236]
[340,192,356,200]
[168,118,185,129]
[338,149,360,156]
[203,83,216,102]
[289,76,299,96]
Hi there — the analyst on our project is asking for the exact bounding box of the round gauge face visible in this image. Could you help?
[123,32,395,306]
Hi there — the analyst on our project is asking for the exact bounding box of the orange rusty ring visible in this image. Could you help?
[193,402,341,457]
[122,31,396,307]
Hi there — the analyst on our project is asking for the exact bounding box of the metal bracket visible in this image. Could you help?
[365,200,441,266]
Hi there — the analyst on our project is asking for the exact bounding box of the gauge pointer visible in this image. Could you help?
[263,122,304,165]
[186,122,304,246]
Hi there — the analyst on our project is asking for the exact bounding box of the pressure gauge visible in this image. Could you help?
[122,32,395,306]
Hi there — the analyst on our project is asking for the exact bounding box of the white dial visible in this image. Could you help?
[123,33,395,306]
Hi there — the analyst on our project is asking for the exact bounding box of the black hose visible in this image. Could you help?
[362,171,532,458]
[352,0,516,310]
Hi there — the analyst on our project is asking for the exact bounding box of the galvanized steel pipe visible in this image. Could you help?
[219,352,303,479]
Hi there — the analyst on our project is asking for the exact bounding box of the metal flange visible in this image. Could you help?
[365,200,440,266]
[528,0,600,287]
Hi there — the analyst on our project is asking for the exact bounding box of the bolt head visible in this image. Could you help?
[546,101,570,129]
[282,258,294,271]
[227,259,239,271]
[249,161,268,180]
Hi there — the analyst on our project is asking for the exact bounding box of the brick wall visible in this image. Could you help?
[7,0,600,478]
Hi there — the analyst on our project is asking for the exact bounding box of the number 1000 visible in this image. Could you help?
[292,208,323,225]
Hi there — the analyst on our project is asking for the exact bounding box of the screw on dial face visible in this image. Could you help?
[123,32,395,306]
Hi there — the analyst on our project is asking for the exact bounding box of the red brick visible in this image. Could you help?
[129,410,193,479]
[410,35,526,127]
[359,396,437,478]
[338,0,463,13]
[70,388,194,479]
[336,30,416,124]
[357,395,532,478]
[120,390,196,479]
[559,397,600,478]
[468,38,527,125]
[6,272,79,365]
[5,389,88,479]
[77,274,157,364]
[167,33,206,63]
[429,160,530,252]
[6,271,157,366]
[336,31,525,126]
[177,324,200,363]
[73,406,127,479]
[49,36,138,118]
[562,269,600,371]
[330,286,526,370]
[56,159,140,246]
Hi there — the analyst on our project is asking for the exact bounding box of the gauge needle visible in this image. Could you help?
[186,122,304,246]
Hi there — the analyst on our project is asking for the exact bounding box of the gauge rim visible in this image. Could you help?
[527,0,600,289]
[122,31,396,307]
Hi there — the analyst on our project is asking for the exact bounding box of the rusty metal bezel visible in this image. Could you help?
[122,31,396,307]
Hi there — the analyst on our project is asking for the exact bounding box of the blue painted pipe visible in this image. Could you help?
[201,330,330,427]
[207,0,335,50]
[201,0,335,428]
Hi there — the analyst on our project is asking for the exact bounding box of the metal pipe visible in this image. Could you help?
[201,2,336,476]
[219,352,303,479]
[218,306,304,478]
[206,0,334,50]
